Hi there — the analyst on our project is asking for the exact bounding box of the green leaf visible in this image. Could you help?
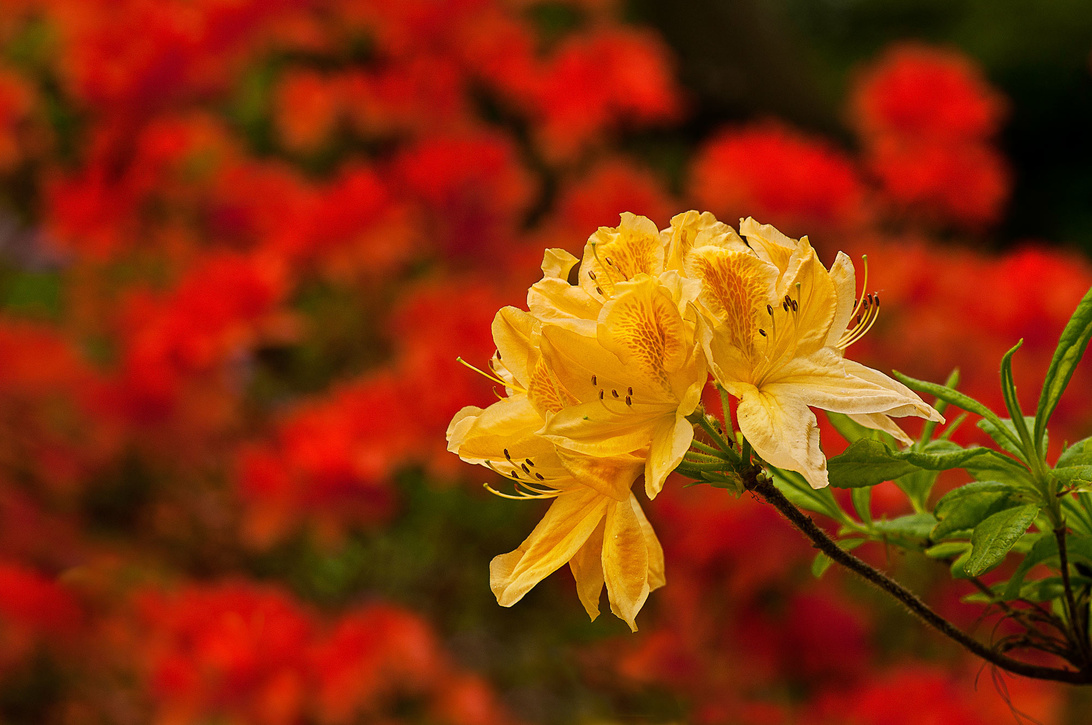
[965,504,1041,576]
[1053,466,1092,489]
[894,370,1022,450]
[827,438,1013,489]
[932,481,1021,540]
[1001,533,1058,600]
[1036,286,1092,451]
[869,513,938,548]
[1058,436,1092,468]
[1019,575,1092,603]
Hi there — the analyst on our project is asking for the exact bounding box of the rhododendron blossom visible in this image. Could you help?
[450,210,944,626]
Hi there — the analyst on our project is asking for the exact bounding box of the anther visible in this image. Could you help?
[588,271,597,280]
[759,329,767,337]
[791,299,798,312]
[782,299,789,312]
[591,374,597,386]
[495,350,502,360]
[627,386,633,395]
[535,473,545,481]
[525,459,534,467]
[595,286,603,295]
[612,389,619,398]
[521,463,530,474]
[599,390,605,400]
[503,449,512,460]
[625,396,632,406]
[767,304,773,316]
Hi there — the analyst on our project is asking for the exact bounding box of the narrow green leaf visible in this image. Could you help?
[931,482,1020,540]
[810,539,865,578]
[925,541,971,560]
[826,411,895,445]
[919,368,961,446]
[851,486,872,524]
[999,340,1034,456]
[965,504,1041,576]
[1036,285,1092,449]
[769,469,849,524]
[894,370,1022,450]
[811,552,832,578]
[978,417,1041,463]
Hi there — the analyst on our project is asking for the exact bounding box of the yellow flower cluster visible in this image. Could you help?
[447,211,942,630]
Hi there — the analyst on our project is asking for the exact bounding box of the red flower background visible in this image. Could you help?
[0,0,1091,722]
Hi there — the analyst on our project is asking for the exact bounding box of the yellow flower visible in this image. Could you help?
[447,307,664,630]
[538,274,707,499]
[686,217,943,489]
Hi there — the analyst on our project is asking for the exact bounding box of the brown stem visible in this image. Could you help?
[745,470,1092,684]
[1054,526,1092,666]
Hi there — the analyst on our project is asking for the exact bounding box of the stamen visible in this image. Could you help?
[627,386,633,396]
[599,390,604,400]
[612,389,619,398]
[483,482,556,500]
[525,459,534,467]
[535,472,545,481]
[767,304,773,316]
[591,374,597,386]
[758,329,767,337]
[837,289,880,349]
[625,396,632,406]
[588,271,597,280]
[457,357,526,394]
[521,463,530,474]
[504,449,512,460]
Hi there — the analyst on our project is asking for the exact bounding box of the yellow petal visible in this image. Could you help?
[739,216,797,273]
[449,395,550,463]
[846,412,915,446]
[579,213,665,300]
[597,276,690,379]
[631,494,665,591]
[644,378,704,499]
[491,307,537,389]
[769,348,943,421]
[777,237,837,355]
[490,486,610,607]
[663,210,744,271]
[736,384,828,489]
[554,446,643,501]
[602,495,651,632]
[527,277,600,337]
[541,248,580,280]
[824,251,858,348]
[686,245,778,361]
[569,519,606,621]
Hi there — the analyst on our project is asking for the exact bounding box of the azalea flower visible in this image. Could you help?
[686,216,943,489]
[447,306,664,630]
[538,274,707,498]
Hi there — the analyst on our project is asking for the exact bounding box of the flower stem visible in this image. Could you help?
[743,467,1092,684]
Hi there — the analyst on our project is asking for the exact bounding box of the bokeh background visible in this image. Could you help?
[2,0,1092,723]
